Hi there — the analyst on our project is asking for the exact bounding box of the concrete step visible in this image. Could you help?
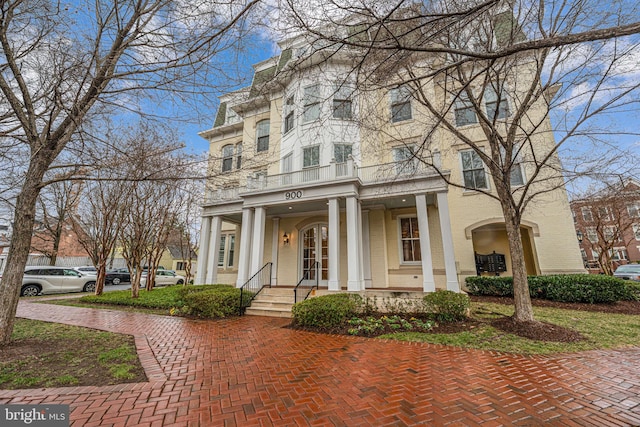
[244,286,298,318]
[245,306,293,318]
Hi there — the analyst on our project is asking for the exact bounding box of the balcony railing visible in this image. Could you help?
[205,153,442,203]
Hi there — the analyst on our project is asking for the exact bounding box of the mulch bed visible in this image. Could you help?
[291,296,640,343]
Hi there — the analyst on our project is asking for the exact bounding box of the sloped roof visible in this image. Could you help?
[167,244,197,260]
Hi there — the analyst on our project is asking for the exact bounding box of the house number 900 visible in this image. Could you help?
[285,190,303,200]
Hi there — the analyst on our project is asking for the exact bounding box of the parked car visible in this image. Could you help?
[613,264,640,282]
[140,270,185,287]
[21,266,97,296]
[105,268,131,285]
[72,266,98,276]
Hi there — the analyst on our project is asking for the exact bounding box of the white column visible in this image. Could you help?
[195,216,212,285]
[251,206,266,274]
[346,196,363,291]
[357,201,365,290]
[437,192,460,292]
[328,198,340,291]
[205,216,222,284]
[416,194,436,292]
[271,217,280,286]
[362,210,372,289]
[236,208,254,288]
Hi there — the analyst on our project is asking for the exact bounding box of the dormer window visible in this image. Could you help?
[226,105,240,125]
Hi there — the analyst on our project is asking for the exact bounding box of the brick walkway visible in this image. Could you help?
[2,301,640,426]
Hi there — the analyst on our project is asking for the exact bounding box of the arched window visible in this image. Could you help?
[222,145,234,172]
[256,120,270,152]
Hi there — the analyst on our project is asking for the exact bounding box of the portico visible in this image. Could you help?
[196,162,460,293]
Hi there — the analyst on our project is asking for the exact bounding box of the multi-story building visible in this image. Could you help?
[571,180,640,274]
[196,28,585,294]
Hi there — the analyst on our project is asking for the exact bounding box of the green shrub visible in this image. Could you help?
[465,274,631,304]
[465,276,514,297]
[423,290,470,322]
[176,284,234,301]
[292,293,362,328]
[183,287,246,318]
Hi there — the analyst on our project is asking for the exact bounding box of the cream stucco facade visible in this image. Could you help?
[195,35,585,294]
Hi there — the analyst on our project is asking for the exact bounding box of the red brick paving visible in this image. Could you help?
[2,301,640,426]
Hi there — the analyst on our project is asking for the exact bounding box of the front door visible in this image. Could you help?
[300,224,328,285]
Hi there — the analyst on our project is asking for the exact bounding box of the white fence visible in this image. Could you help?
[25,255,127,269]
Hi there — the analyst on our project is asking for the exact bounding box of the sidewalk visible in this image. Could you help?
[1,300,639,426]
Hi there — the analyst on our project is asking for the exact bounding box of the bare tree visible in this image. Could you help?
[72,176,131,296]
[279,0,640,323]
[0,0,260,344]
[31,179,83,265]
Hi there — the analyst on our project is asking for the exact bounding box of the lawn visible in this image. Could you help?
[380,301,640,355]
[0,319,146,389]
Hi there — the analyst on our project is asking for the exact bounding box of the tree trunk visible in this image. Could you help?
[501,204,535,322]
[0,171,45,344]
[95,262,106,296]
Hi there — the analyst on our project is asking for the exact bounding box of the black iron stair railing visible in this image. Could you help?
[293,261,320,304]
[238,262,272,315]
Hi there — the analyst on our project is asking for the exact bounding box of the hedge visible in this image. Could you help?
[183,286,251,318]
[291,293,363,328]
[465,274,637,304]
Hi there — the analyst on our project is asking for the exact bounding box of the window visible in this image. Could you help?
[460,150,488,190]
[226,105,240,125]
[454,92,478,126]
[597,206,610,221]
[581,207,593,222]
[627,203,640,218]
[611,248,629,261]
[176,262,186,270]
[235,143,242,169]
[393,145,417,174]
[303,146,320,168]
[284,96,294,133]
[217,235,226,267]
[334,144,352,163]
[485,86,510,120]
[256,120,270,152]
[390,86,412,122]
[633,224,640,240]
[217,234,235,268]
[500,147,525,186]
[303,84,321,122]
[399,217,421,263]
[586,227,598,243]
[510,162,525,186]
[222,145,234,172]
[333,84,353,119]
[604,226,616,241]
[227,235,235,267]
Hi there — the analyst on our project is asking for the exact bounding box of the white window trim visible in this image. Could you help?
[217,233,236,269]
[303,145,321,168]
[397,215,421,265]
[581,207,593,222]
[459,149,490,192]
[389,86,413,123]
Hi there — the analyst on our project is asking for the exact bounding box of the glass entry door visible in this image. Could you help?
[301,224,328,285]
